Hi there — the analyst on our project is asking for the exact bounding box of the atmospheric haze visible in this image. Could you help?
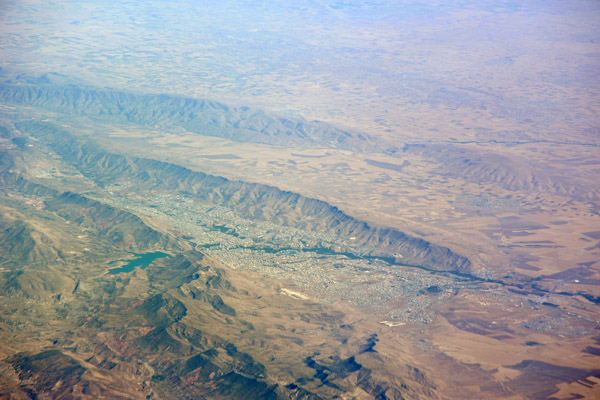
[0,1,599,399]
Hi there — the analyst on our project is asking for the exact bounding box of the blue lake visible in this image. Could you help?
[107,251,170,274]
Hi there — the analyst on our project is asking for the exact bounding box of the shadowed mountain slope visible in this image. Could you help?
[0,74,384,152]
[17,119,472,275]
[2,76,596,207]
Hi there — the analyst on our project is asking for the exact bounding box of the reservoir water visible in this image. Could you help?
[108,251,170,274]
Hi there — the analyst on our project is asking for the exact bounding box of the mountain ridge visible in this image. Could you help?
[0,76,386,153]
[16,119,473,275]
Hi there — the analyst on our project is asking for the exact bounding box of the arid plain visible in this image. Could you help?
[1,1,599,399]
